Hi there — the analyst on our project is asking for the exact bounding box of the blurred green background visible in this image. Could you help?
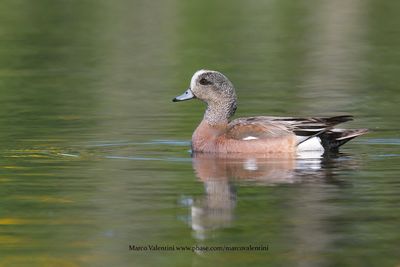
[0,0,399,266]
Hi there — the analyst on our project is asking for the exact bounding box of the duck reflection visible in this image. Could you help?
[184,152,353,239]
[193,153,300,184]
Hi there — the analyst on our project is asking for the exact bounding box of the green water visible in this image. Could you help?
[1,1,399,266]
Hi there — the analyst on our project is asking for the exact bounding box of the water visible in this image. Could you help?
[1,0,399,266]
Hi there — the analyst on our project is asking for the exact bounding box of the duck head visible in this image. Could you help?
[173,70,237,124]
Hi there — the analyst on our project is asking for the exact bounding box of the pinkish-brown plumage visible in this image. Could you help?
[192,120,297,154]
[173,70,367,154]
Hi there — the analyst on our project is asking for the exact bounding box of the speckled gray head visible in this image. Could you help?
[173,70,238,124]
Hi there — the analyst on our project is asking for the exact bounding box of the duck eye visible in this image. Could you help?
[199,78,212,85]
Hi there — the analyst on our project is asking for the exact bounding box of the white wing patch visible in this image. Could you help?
[242,136,258,141]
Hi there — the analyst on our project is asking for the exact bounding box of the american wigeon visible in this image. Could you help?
[173,70,367,154]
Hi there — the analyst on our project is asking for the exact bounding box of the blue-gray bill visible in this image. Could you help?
[172,89,196,102]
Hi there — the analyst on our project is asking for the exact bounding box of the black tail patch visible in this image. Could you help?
[320,128,368,152]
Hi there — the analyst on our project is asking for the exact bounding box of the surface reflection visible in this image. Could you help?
[185,152,354,239]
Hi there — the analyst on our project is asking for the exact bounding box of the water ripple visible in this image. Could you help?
[105,155,192,162]
[359,138,400,145]
[83,140,190,147]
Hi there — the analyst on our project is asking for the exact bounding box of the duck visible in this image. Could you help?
[173,69,367,154]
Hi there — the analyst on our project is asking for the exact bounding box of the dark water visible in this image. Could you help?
[1,1,399,266]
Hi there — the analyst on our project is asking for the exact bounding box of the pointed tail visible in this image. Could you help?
[320,128,368,152]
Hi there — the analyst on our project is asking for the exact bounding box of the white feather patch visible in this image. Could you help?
[190,70,208,89]
[242,136,258,141]
[297,137,324,151]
